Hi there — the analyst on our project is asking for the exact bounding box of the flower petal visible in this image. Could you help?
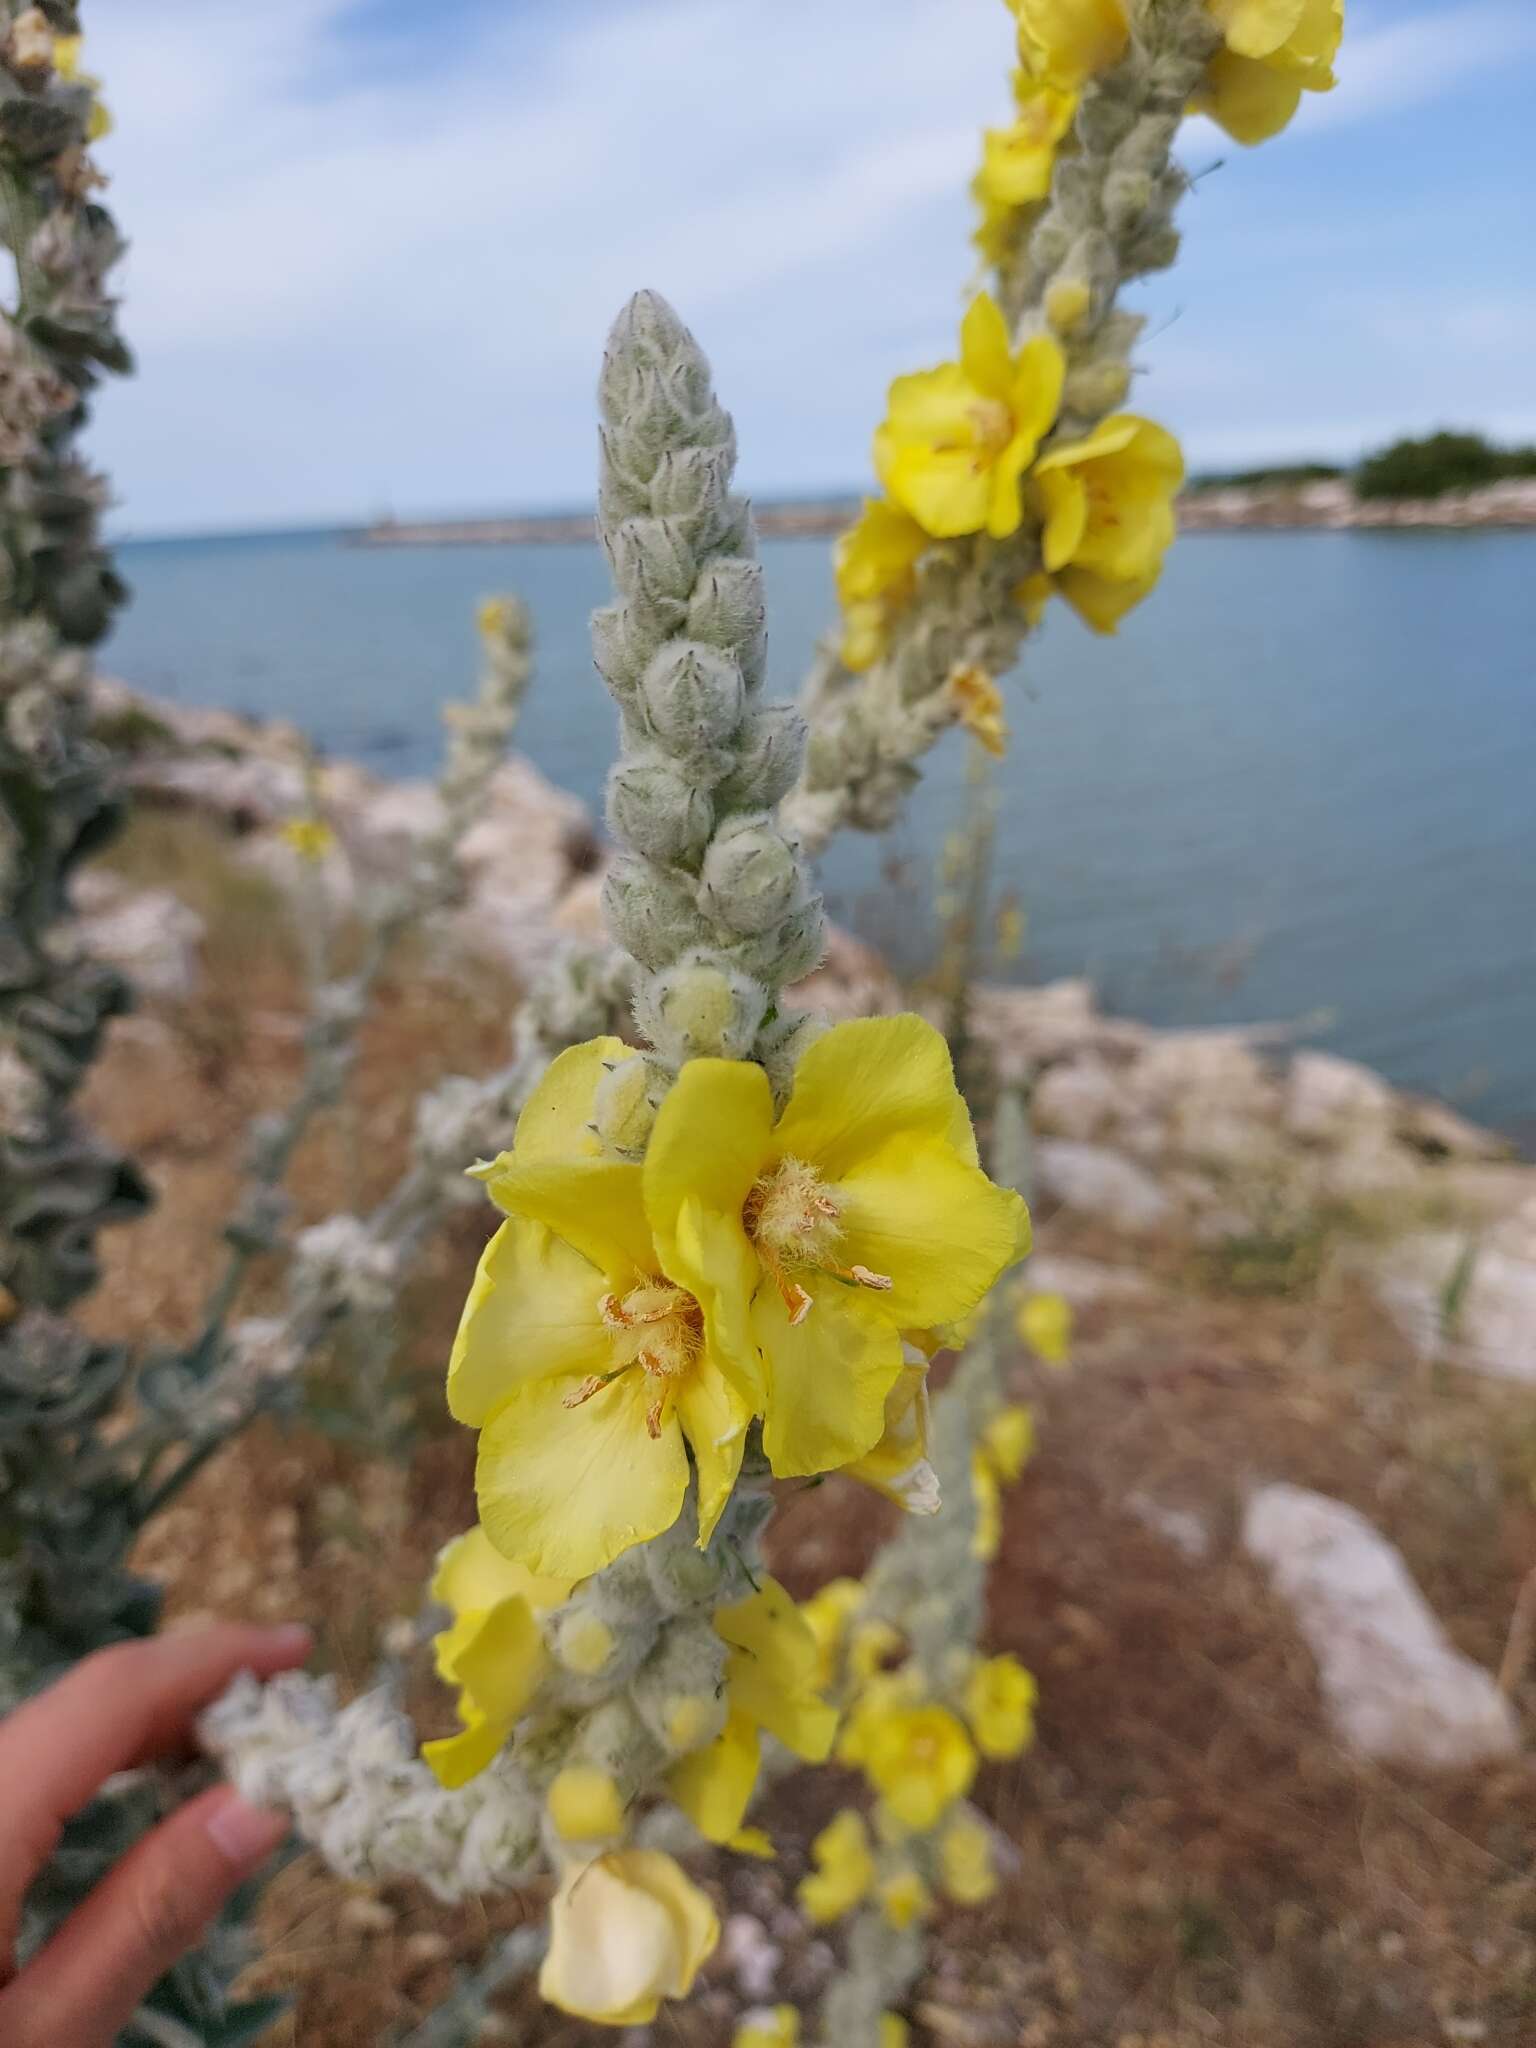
[446,1219,611,1427]
[773,1014,966,1180]
[959,292,1014,398]
[755,1282,903,1477]
[541,1851,717,2024]
[668,1707,761,1843]
[512,1034,628,1161]
[676,1367,752,1548]
[422,1711,507,1791]
[432,1524,574,1619]
[477,1369,690,1580]
[487,1157,655,1285]
[835,1134,1028,1327]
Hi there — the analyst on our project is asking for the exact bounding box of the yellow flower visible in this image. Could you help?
[874,296,1065,541]
[963,1654,1038,1760]
[845,1356,940,1515]
[975,76,1077,212]
[52,33,112,141]
[835,498,928,672]
[1017,1288,1074,1365]
[1195,0,1343,144]
[1010,0,1130,88]
[981,1403,1035,1483]
[971,1450,1002,1563]
[735,2006,800,2048]
[881,2017,911,2048]
[668,1576,837,1846]
[1031,414,1184,635]
[878,1869,933,1930]
[859,1702,978,1832]
[540,1848,718,2025]
[548,1765,627,1843]
[278,816,336,863]
[996,897,1027,962]
[798,1810,875,1924]
[939,1814,999,1905]
[421,1526,567,1788]
[451,1039,753,1580]
[800,1577,867,1690]
[848,1619,907,1687]
[946,664,1009,759]
[644,1015,1028,1482]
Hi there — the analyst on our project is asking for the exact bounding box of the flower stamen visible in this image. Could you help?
[744,1157,893,1321]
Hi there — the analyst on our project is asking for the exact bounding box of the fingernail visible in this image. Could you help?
[204,1790,288,1867]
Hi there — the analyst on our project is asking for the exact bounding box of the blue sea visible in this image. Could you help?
[107,526,1535,1144]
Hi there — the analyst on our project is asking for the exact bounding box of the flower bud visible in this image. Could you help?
[686,558,767,686]
[701,813,803,936]
[714,703,806,810]
[602,854,707,972]
[636,957,767,1065]
[591,602,655,701]
[651,444,733,521]
[1102,166,1154,233]
[607,516,696,607]
[641,639,745,757]
[725,896,826,988]
[547,1765,626,1843]
[1045,278,1093,334]
[606,754,714,864]
[1063,360,1132,415]
[569,1696,660,1784]
[758,1010,829,1105]
[629,1618,729,1755]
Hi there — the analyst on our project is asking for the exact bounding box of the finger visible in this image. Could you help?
[0,1623,309,1967]
[0,1784,288,2048]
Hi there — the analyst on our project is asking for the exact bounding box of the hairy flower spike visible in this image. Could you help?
[594,291,824,1081]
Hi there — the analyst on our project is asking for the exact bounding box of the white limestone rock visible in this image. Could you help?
[1036,1140,1173,1233]
[1243,1483,1519,1769]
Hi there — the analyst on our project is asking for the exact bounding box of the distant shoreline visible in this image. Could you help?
[350,478,1536,548]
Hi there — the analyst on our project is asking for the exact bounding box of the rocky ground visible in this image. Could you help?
[71,687,1536,2045]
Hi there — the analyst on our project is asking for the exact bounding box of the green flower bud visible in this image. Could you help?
[640,639,745,757]
[757,1010,829,1105]
[607,515,696,607]
[629,1618,729,1757]
[601,854,708,972]
[1064,360,1133,415]
[713,704,805,810]
[606,754,714,865]
[1102,166,1154,233]
[701,813,803,936]
[566,1696,663,1789]
[685,558,767,686]
[635,956,767,1064]
[725,896,826,987]
[651,444,736,523]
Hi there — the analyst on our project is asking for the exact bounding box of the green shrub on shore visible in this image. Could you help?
[1355,430,1536,500]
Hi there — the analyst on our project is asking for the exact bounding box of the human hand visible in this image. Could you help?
[0,1623,312,2048]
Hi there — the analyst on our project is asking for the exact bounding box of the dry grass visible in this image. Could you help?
[71,811,1536,2045]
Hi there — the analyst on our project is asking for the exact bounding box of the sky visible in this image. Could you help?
[80,0,1536,536]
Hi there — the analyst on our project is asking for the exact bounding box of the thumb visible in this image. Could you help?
[0,1786,288,2048]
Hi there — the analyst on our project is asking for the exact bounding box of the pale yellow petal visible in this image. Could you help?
[675,1366,751,1548]
[755,1282,904,1478]
[959,292,1014,399]
[773,1014,967,1180]
[1056,562,1161,633]
[477,1369,690,1580]
[511,1034,628,1161]
[485,1157,655,1286]
[446,1219,611,1427]
[1192,48,1305,144]
[431,1524,574,1620]
[668,1707,761,1843]
[835,1134,1027,1327]
[540,1850,718,2024]
[422,1712,507,1791]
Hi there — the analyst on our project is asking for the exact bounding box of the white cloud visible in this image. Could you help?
[83,0,1536,532]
